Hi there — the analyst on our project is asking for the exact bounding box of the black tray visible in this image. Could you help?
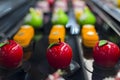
[0,61,30,80]
[2,0,120,79]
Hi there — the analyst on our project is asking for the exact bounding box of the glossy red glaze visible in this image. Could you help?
[46,42,72,69]
[0,40,23,69]
[93,41,120,68]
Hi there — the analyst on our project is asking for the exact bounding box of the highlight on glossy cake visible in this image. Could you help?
[81,24,99,48]
[49,25,66,44]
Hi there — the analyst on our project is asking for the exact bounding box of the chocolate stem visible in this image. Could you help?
[58,38,61,43]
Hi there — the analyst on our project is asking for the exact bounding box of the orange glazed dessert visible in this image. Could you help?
[82,31,99,47]
[81,24,96,35]
[82,25,99,48]
[13,25,34,61]
[49,25,65,44]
